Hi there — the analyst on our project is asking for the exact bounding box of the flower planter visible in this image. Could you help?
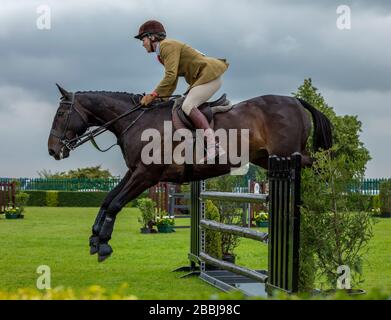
[157,225,174,233]
[5,213,24,219]
[256,221,268,228]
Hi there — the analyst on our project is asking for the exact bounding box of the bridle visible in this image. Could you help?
[50,92,181,153]
[50,92,146,153]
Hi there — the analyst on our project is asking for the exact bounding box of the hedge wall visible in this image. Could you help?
[25,191,148,207]
[26,191,47,206]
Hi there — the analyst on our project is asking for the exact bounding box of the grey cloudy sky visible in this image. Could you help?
[0,0,390,178]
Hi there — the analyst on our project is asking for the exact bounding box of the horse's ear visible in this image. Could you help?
[56,83,71,100]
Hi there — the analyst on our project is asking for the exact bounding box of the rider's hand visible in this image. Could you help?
[141,93,157,106]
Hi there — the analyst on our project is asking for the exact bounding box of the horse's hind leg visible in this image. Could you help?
[89,170,133,255]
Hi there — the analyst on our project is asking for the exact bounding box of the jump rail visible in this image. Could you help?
[200,219,268,242]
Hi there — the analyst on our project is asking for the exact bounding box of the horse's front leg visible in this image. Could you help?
[97,168,159,262]
[89,170,133,255]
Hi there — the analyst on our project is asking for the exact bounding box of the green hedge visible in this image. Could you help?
[26,191,47,206]
[46,191,59,207]
[25,191,148,207]
[57,191,107,207]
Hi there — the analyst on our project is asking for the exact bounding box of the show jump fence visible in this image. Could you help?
[182,154,301,296]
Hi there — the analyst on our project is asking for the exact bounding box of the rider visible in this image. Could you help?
[134,20,229,161]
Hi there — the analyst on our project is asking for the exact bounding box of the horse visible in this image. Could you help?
[48,85,332,262]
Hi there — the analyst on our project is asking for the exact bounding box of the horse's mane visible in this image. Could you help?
[76,91,139,103]
[75,91,173,108]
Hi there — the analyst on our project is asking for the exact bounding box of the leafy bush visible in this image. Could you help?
[204,200,222,260]
[301,150,374,291]
[295,78,373,292]
[15,192,30,213]
[136,198,156,228]
[218,202,242,256]
[344,193,371,212]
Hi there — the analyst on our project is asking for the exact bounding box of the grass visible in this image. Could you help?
[0,207,390,299]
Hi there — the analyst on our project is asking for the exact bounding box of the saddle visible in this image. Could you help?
[132,93,233,131]
[172,94,232,131]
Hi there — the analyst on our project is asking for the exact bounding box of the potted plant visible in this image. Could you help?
[4,186,29,220]
[136,198,157,233]
[254,212,268,228]
[218,202,242,264]
[5,206,24,219]
[156,213,175,233]
[204,200,223,270]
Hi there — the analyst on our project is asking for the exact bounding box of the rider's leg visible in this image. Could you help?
[182,77,225,161]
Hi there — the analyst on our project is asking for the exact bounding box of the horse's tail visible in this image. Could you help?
[297,98,333,151]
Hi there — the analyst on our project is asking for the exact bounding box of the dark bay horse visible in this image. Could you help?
[48,85,332,262]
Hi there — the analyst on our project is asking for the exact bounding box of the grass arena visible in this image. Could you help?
[1,204,390,299]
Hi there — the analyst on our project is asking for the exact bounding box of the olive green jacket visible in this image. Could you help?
[154,39,229,97]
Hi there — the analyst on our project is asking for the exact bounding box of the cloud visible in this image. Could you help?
[0,0,390,178]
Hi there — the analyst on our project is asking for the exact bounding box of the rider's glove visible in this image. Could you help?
[141,92,158,106]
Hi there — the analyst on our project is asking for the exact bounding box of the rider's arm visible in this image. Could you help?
[153,42,180,97]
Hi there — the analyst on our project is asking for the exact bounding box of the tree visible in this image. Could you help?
[294,79,373,291]
[293,78,371,175]
[37,165,115,179]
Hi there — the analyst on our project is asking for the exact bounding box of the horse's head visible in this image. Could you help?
[48,84,89,160]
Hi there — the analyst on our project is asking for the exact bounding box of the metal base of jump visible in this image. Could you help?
[200,269,268,297]
[175,154,302,296]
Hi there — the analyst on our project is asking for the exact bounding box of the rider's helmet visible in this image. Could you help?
[134,20,166,40]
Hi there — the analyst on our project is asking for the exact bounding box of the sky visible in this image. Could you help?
[0,0,390,178]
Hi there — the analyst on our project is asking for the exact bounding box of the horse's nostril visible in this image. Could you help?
[49,149,55,156]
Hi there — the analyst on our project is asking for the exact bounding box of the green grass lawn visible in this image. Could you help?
[0,207,390,299]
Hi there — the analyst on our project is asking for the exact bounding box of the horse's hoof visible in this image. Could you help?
[89,235,99,255]
[98,253,112,263]
[90,246,99,255]
[97,243,112,262]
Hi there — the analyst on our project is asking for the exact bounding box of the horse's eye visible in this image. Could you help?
[57,111,65,117]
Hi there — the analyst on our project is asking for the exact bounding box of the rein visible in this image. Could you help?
[52,93,181,153]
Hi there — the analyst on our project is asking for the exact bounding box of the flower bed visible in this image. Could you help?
[156,215,175,233]
[4,206,24,219]
[254,212,268,227]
